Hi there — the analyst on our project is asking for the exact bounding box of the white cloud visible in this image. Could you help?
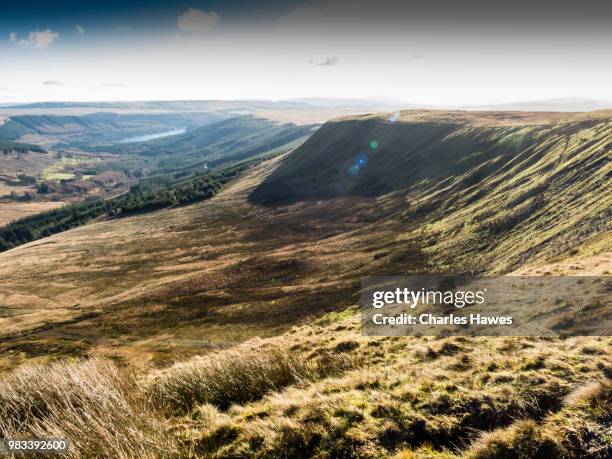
[178,8,220,33]
[309,57,338,66]
[17,29,59,49]
[42,80,65,86]
[75,25,85,35]
[9,32,17,42]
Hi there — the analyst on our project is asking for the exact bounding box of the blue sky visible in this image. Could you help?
[0,1,301,37]
[1,1,611,104]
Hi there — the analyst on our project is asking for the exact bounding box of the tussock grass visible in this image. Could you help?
[467,381,612,458]
[177,324,610,458]
[545,380,612,458]
[468,419,558,458]
[0,357,175,458]
[147,341,357,413]
[0,322,609,458]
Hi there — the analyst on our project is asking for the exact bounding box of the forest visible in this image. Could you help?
[0,157,262,252]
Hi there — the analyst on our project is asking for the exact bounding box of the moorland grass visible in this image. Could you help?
[0,357,175,458]
[146,341,357,413]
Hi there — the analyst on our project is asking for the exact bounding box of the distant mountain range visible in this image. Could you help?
[460,97,611,112]
[3,97,611,115]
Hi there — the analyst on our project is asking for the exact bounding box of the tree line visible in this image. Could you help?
[0,159,260,252]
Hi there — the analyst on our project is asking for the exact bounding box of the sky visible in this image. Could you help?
[1,0,611,104]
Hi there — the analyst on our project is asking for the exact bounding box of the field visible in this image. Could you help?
[0,110,609,457]
[41,158,88,181]
[0,201,65,227]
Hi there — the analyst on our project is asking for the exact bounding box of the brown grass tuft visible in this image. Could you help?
[0,357,175,458]
[146,342,357,413]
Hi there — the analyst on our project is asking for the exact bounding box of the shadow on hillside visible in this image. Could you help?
[248,118,533,206]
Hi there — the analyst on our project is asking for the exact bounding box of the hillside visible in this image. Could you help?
[0,139,46,153]
[253,110,611,271]
[0,117,316,251]
[0,109,609,361]
[105,116,318,171]
[0,110,609,458]
[0,112,224,148]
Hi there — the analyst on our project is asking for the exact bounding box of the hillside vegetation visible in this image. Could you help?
[0,139,46,153]
[0,156,271,252]
[253,110,611,271]
[0,110,609,458]
[0,112,224,148]
[104,116,317,172]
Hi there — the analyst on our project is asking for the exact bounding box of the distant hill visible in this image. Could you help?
[463,97,611,112]
[109,116,318,172]
[0,139,46,153]
[2,99,309,113]
[0,112,225,147]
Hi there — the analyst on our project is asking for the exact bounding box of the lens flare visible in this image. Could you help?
[369,140,378,150]
[349,164,360,175]
[356,153,368,166]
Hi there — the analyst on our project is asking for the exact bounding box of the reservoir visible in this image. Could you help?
[119,128,186,143]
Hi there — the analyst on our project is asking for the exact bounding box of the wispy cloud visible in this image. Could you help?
[115,25,131,32]
[309,57,338,66]
[178,8,220,33]
[42,80,65,86]
[75,25,85,35]
[103,83,127,87]
[13,29,59,49]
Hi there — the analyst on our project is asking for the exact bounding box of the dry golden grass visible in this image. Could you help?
[159,316,611,458]
[0,111,609,457]
[0,155,391,367]
[0,357,176,458]
[466,381,611,458]
[0,201,64,226]
[0,312,609,457]
[146,340,357,413]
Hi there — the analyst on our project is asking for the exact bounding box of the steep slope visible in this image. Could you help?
[252,111,610,203]
[0,110,610,458]
[252,110,611,271]
[0,110,609,369]
[0,112,224,147]
[109,116,318,171]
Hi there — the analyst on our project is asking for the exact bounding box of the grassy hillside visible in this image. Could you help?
[252,110,611,271]
[0,139,46,153]
[104,116,317,172]
[0,112,224,147]
[252,111,610,203]
[0,156,272,252]
[0,110,609,458]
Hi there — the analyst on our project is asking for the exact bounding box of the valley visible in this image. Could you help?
[0,108,610,458]
[0,107,319,231]
[2,1,610,455]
